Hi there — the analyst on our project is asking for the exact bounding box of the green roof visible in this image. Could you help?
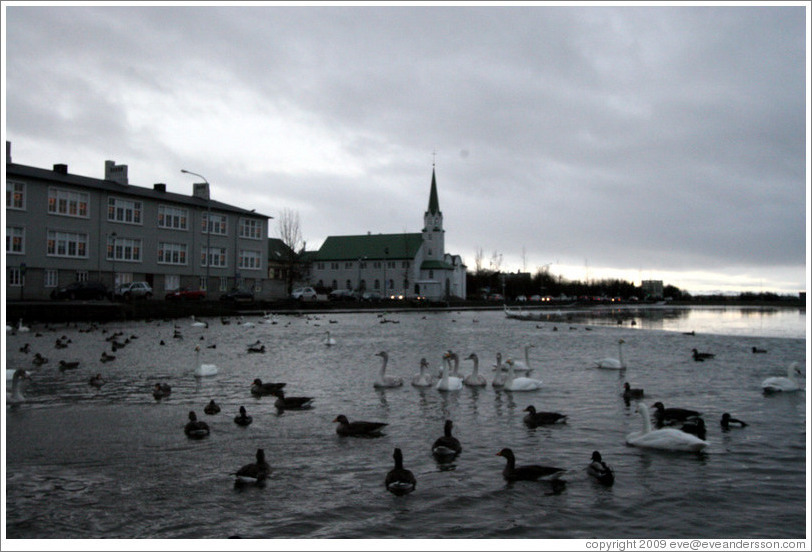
[426,168,441,215]
[420,260,456,270]
[316,233,423,261]
[267,238,295,262]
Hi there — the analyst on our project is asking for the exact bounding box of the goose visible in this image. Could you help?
[100,351,116,363]
[234,448,271,485]
[411,358,435,387]
[152,383,171,400]
[333,414,387,437]
[595,339,626,369]
[325,331,336,346]
[720,413,748,430]
[752,346,768,354]
[431,419,462,460]
[59,360,80,371]
[692,348,715,362]
[190,316,208,328]
[463,353,488,387]
[32,353,49,366]
[271,388,314,410]
[761,362,803,393]
[651,402,701,427]
[204,399,221,415]
[622,382,644,401]
[8,368,29,403]
[504,345,535,374]
[385,448,416,496]
[88,373,106,388]
[436,353,463,392]
[184,411,210,439]
[373,351,403,388]
[586,451,615,486]
[251,378,286,396]
[193,346,219,377]
[522,405,567,427]
[496,448,566,482]
[234,406,253,426]
[503,359,543,392]
[626,403,708,452]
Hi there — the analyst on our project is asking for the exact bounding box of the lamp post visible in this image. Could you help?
[383,247,389,300]
[181,169,211,295]
[110,231,117,290]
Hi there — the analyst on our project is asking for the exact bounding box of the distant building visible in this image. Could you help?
[305,167,467,301]
[641,280,664,299]
[5,142,271,301]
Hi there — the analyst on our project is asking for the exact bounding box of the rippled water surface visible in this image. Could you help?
[3,307,807,540]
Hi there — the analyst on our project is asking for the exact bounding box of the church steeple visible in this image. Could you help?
[427,166,441,215]
[422,164,445,262]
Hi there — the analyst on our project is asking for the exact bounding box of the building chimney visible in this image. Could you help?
[53,164,68,174]
[153,183,167,192]
[105,160,129,185]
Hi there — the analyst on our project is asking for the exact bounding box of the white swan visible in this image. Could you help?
[8,368,29,403]
[193,345,218,377]
[373,351,403,388]
[595,339,626,369]
[504,345,535,374]
[16,319,31,333]
[626,403,708,452]
[411,358,434,387]
[762,362,803,393]
[492,352,505,371]
[238,316,255,328]
[503,359,543,391]
[436,354,463,392]
[325,331,336,346]
[190,315,208,328]
[7,368,31,382]
[438,351,461,377]
[463,353,488,387]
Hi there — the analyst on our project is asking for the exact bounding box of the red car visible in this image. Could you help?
[165,287,206,301]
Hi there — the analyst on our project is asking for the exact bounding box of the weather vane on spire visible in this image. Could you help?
[432,149,436,168]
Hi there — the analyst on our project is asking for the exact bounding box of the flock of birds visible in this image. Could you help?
[5,313,806,495]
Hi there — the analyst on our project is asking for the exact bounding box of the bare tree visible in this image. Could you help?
[278,208,304,293]
[489,250,503,273]
[474,247,484,274]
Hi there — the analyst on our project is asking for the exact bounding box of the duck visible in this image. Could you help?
[19,343,31,354]
[436,353,463,392]
[184,411,210,439]
[234,406,253,426]
[462,353,488,387]
[692,348,715,362]
[152,383,172,400]
[761,362,803,393]
[595,339,626,369]
[651,401,701,427]
[504,345,536,374]
[522,405,567,427]
[586,451,615,486]
[411,358,434,387]
[503,359,543,392]
[193,345,219,377]
[333,414,387,437]
[100,352,116,363]
[496,448,566,482]
[431,419,462,460]
[234,448,271,485]
[271,388,314,410]
[88,373,106,388]
[680,417,707,441]
[752,346,768,354]
[32,353,49,366]
[325,331,336,346]
[385,448,416,496]
[622,382,644,401]
[247,341,265,354]
[204,399,221,415]
[58,360,80,371]
[8,368,29,404]
[373,351,403,388]
[626,403,708,452]
[720,413,748,430]
[251,378,286,396]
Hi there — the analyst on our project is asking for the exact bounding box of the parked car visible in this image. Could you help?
[291,287,318,301]
[219,288,254,303]
[112,281,153,301]
[165,287,206,301]
[360,291,382,302]
[50,281,108,301]
[328,289,357,301]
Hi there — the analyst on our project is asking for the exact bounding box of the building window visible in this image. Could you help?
[331,280,337,289]
[8,268,23,287]
[158,205,188,230]
[107,236,142,262]
[374,279,380,290]
[344,262,353,269]
[201,247,227,268]
[76,271,89,282]
[47,230,88,258]
[219,278,228,292]
[6,226,24,254]
[346,279,351,289]
[402,261,410,269]
[330,262,339,270]
[45,269,58,288]
[239,218,262,240]
[158,242,188,265]
[199,277,207,291]
[388,261,396,269]
[359,262,367,269]
[48,188,89,218]
[388,279,394,291]
[239,249,262,270]
[317,262,325,270]
[107,197,142,224]
[429,270,434,279]
[165,274,180,291]
[373,262,381,269]
[202,213,227,235]
[6,181,25,210]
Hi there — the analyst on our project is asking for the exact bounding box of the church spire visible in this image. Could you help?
[427,166,441,215]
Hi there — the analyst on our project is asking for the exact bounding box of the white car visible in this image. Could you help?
[291,287,318,301]
[113,281,153,300]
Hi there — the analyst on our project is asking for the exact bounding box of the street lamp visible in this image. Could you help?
[181,169,211,295]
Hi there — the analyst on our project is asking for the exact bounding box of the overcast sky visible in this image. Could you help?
[3,2,809,294]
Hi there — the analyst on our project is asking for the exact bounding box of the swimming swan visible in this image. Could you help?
[436,354,463,391]
[193,345,219,377]
[411,358,434,387]
[626,403,707,452]
[504,345,536,374]
[8,368,29,403]
[595,339,626,369]
[761,362,803,393]
[373,351,403,388]
[503,359,543,391]
[463,353,488,387]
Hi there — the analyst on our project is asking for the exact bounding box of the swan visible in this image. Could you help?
[373,351,403,388]
[586,451,615,486]
[333,414,387,437]
[504,345,535,374]
[761,362,803,393]
[720,413,748,430]
[184,411,210,439]
[595,339,626,369]
[626,403,708,452]
[234,406,253,426]
[523,405,566,427]
[325,331,336,346]
[7,368,30,381]
[385,448,416,496]
[492,352,505,372]
[463,353,488,387]
[496,448,566,482]
[411,358,434,387]
[436,354,463,392]
[8,368,29,403]
[503,359,543,391]
[204,399,221,415]
[16,319,31,333]
[193,345,219,377]
[238,317,255,328]
[438,351,461,377]
[190,315,208,328]
[234,448,271,485]
[432,419,462,460]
